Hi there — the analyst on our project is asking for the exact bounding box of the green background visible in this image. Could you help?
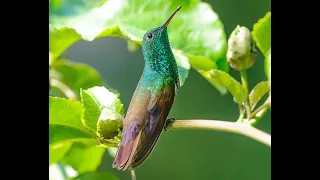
[63,0,271,179]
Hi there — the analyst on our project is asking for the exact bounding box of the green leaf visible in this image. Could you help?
[49,26,82,60]
[49,96,97,146]
[174,50,227,94]
[252,12,271,56]
[50,60,105,100]
[49,0,107,20]
[80,86,124,133]
[173,50,191,86]
[49,52,54,66]
[49,142,72,165]
[249,81,270,110]
[49,124,96,146]
[265,50,271,86]
[126,39,140,52]
[49,0,228,90]
[72,172,119,180]
[252,12,271,83]
[182,52,218,71]
[200,69,247,103]
[49,96,84,130]
[61,143,105,174]
[49,0,107,59]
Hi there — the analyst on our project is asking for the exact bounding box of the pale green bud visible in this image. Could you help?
[227,25,258,71]
[97,108,124,147]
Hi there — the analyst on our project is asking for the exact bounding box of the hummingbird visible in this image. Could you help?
[112,6,182,171]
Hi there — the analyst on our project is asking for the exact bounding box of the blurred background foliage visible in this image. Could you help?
[49,0,270,179]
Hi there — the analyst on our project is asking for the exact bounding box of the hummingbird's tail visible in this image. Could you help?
[112,131,142,171]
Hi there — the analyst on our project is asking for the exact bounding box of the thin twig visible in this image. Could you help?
[131,169,136,180]
[57,162,68,179]
[50,78,77,100]
[240,70,252,119]
[237,104,245,121]
[166,119,271,147]
[251,95,271,118]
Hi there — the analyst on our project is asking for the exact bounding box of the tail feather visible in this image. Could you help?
[112,131,142,170]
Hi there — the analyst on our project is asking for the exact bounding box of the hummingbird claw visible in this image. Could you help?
[164,118,175,131]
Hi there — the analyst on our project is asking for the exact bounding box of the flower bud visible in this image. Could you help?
[227,25,258,71]
[97,108,124,147]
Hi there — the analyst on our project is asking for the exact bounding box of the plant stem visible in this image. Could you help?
[240,70,251,119]
[251,96,271,117]
[250,106,269,126]
[50,78,77,100]
[237,104,244,121]
[131,169,136,180]
[57,162,68,179]
[166,119,271,147]
[240,71,248,91]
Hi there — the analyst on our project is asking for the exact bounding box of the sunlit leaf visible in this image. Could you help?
[49,27,82,60]
[49,0,228,90]
[265,50,271,86]
[252,12,271,56]
[49,96,84,130]
[252,12,271,82]
[49,96,97,146]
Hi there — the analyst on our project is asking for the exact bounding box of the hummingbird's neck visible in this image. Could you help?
[144,53,175,75]
[142,51,180,91]
[142,42,178,77]
[141,28,180,87]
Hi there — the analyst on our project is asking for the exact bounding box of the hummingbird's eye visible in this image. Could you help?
[147,33,153,40]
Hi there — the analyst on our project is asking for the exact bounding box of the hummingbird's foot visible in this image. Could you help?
[164,118,175,131]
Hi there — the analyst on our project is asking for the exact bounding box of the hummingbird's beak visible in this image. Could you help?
[160,6,182,28]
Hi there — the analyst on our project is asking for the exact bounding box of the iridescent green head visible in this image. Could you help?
[141,6,181,76]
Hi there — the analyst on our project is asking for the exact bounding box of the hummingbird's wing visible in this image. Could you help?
[112,80,176,170]
[130,84,175,169]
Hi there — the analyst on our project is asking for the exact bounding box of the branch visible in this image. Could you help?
[240,70,252,119]
[166,119,271,147]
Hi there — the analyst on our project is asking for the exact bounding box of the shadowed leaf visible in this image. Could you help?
[200,69,247,103]
[249,81,270,109]
[49,142,72,165]
[72,172,119,180]
[49,124,96,146]
[50,60,106,100]
[61,143,105,173]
